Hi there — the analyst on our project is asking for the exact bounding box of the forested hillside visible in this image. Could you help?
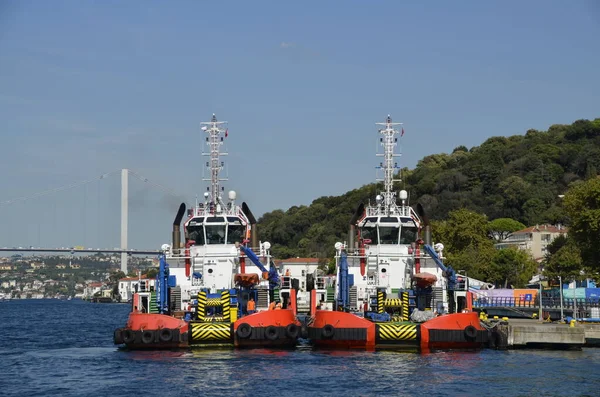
[257,118,600,262]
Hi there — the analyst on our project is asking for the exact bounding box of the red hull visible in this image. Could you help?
[309,310,488,351]
[234,309,300,348]
[114,313,189,349]
[114,310,300,350]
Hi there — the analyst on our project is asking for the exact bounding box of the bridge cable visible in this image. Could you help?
[0,170,120,207]
[127,170,183,198]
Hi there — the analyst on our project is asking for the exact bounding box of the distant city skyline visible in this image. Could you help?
[1,1,599,249]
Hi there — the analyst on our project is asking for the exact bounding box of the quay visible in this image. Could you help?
[489,318,600,349]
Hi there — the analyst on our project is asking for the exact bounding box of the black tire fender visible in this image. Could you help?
[113,329,123,345]
[322,324,335,339]
[236,323,252,339]
[159,328,173,343]
[464,325,477,340]
[285,323,299,339]
[122,329,135,344]
[141,330,154,344]
[265,325,279,341]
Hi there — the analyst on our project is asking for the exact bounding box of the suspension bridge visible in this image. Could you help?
[0,169,186,273]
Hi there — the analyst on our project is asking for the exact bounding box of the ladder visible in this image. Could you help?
[170,286,181,311]
[149,291,158,313]
[349,286,358,310]
[257,289,269,310]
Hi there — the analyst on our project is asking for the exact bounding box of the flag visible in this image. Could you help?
[225,129,228,137]
[401,127,405,137]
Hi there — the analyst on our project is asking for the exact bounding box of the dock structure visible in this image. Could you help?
[502,320,585,348]
[487,319,597,349]
[580,323,600,347]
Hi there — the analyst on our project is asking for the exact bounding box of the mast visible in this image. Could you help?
[201,114,228,207]
[375,115,403,214]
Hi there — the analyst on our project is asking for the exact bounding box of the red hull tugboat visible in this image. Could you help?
[307,116,488,351]
[114,114,299,350]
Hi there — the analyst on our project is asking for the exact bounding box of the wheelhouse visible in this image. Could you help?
[358,216,418,245]
[184,216,247,246]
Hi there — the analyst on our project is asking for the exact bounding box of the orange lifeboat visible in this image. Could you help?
[234,273,260,287]
[412,272,438,288]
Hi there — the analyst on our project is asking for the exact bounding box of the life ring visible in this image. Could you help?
[236,323,252,339]
[265,325,279,341]
[159,328,173,343]
[285,323,299,339]
[322,324,335,339]
[141,330,155,344]
[464,325,477,340]
[122,329,135,344]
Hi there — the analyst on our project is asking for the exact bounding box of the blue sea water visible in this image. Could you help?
[1,300,599,397]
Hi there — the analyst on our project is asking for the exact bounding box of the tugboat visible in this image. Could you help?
[114,114,300,349]
[307,116,489,351]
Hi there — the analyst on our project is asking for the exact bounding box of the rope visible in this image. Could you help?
[0,171,120,207]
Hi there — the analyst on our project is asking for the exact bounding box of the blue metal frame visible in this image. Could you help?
[421,244,457,290]
[239,246,280,289]
[156,254,170,314]
[337,252,349,311]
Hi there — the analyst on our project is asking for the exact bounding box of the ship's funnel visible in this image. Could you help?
[172,203,186,255]
[349,203,365,225]
[242,202,258,249]
[348,203,364,250]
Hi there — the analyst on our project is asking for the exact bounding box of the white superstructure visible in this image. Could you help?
[162,114,271,310]
[334,116,448,314]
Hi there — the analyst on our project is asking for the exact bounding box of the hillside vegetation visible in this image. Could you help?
[257,118,600,266]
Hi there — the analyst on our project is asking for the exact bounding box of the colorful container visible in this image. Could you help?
[513,289,538,305]
[585,288,600,301]
[563,288,586,299]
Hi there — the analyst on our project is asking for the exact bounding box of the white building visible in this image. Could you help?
[118,276,156,302]
[495,224,568,262]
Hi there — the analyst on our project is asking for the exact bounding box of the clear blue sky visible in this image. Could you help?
[1,0,599,250]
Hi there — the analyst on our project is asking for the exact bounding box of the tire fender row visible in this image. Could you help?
[114,327,185,345]
[235,323,299,341]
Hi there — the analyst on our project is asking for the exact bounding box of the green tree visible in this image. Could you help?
[543,239,582,283]
[563,177,600,270]
[488,247,538,288]
[488,218,526,242]
[145,268,158,279]
[432,209,490,252]
[432,209,495,279]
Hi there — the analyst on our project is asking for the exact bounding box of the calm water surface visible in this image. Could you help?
[1,300,598,396]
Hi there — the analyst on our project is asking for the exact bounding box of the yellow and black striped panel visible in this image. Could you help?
[205,298,222,307]
[401,292,409,321]
[377,323,417,341]
[377,291,384,314]
[383,299,402,307]
[221,290,231,322]
[190,322,232,342]
[197,291,207,318]
[198,316,225,322]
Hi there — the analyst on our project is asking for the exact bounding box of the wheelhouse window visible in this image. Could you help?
[205,225,226,244]
[360,226,377,243]
[378,226,399,245]
[227,224,245,244]
[186,218,205,245]
[400,226,417,244]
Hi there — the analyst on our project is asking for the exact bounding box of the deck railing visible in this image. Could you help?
[473,296,600,309]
